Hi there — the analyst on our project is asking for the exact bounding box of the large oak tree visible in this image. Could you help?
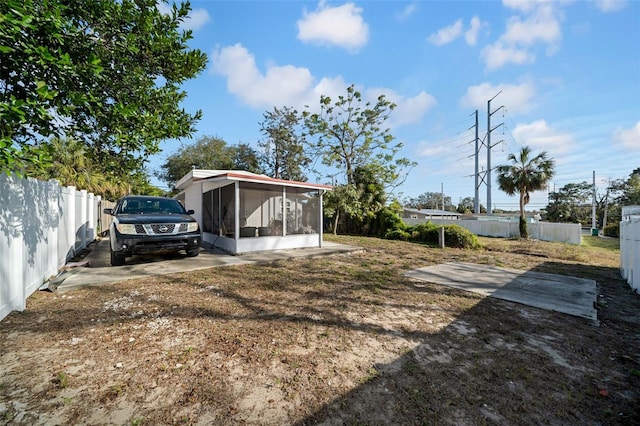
[1,0,206,183]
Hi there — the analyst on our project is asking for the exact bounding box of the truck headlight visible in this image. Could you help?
[187,222,199,232]
[116,223,137,235]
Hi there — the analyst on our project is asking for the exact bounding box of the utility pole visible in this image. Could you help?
[441,182,445,211]
[603,179,610,230]
[487,91,504,216]
[473,110,480,214]
[592,170,597,232]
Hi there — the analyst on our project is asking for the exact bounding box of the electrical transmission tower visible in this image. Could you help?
[469,93,505,215]
[486,92,504,215]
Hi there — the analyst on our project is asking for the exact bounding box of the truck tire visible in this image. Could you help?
[111,250,126,266]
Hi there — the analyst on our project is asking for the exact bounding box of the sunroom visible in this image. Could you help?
[175,170,332,255]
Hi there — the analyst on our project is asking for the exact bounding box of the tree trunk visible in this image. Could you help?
[333,211,339,235]
[519,191,528,238]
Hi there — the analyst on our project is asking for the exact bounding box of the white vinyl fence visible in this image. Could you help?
[0,173,105,321]
[403,218,582,245]
[620,206,640,293]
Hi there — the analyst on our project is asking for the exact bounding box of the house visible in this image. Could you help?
[402,208,461,221]
[175,170,332,255]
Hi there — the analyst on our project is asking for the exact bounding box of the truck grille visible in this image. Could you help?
[134,223,188,235]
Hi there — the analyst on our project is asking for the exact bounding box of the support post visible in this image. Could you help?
[592,170,597,233]
[474,109,480,214]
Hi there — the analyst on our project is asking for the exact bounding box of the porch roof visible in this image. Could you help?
[175,169,333,192]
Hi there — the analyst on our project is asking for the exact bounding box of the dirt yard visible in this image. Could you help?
[1,235,639,425]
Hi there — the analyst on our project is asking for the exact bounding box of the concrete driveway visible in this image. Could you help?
[51,238,362,292]
[405,262,598,323]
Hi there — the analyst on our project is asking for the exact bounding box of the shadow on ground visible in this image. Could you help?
[292,261,640,425]
[1,252,638,424]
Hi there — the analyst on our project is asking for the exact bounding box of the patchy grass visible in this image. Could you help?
[0,235,638,425]
[582,235,620,252]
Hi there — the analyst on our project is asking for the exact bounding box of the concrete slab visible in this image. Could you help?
[404,262,598,323]
[51,239,362,292]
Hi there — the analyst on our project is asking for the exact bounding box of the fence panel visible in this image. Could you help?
[99,199,116,236]
[403,218,581,245]
[620,207,640,293]
[0,174,104,321]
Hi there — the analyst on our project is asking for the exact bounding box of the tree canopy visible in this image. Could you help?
[404,192,453,211]
[545,182,592,224]
[497,146,555,238]
[303,84,414,190]
[157,136,262,190]
[258,106,309,182]
[300,84,415,234]
[457,197,486,214]
[612,168,640,207]
[1,0,207,181]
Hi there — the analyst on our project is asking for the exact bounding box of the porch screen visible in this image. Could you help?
[285,189,320,234]
[202,189,215,233]
[238,183,283,237]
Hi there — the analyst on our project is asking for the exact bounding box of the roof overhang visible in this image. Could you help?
[176,169,333,192]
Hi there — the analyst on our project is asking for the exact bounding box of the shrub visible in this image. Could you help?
[443,224,479,249]
[383,221,479,249]
[603,223,619,238]
[411,222,439,244]
[384,229,411,241]
[374,207,406,237]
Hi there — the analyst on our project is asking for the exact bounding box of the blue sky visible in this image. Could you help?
[153,0,640,211]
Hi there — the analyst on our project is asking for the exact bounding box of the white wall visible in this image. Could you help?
[0,174,101,321]
[403,218,582,245]
[183,183,202,226]
[620,206,640,293]
[203,233,320,255]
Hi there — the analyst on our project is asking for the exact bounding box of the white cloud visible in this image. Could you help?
[428,19,463,46]
[460,81,536,114]
[511,119,574,154]
[211,44,314,108]
[465,16,484,46]
[502,5,562,47]
[502,0,545,13]
[613,122,640,151]
[157,2,210,31]
[481,1,564,70]
[396,3,418,22]
[594,0,628,13]
[367,88,437,127]
[297,1,369,52]
[211,43,430,128]
[418,143,453,158]
[481,41,535,70]
[307,77,349,108]
[183,8,210,31]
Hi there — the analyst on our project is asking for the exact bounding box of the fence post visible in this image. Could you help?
[87,192,95,242]
[79,189,87,250]
[67,186,76,257]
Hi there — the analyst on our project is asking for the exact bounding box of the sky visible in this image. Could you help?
[151,0,640,211]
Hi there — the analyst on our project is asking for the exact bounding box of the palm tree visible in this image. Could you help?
[27,137,127,198]
[496,146,555,238]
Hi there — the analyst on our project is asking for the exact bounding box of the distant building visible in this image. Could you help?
[402,208,461,220]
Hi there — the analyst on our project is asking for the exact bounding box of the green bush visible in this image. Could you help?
[384,229,411,241]
[410,222,439,243]
[443,224,479,249]
[603,223,619,238]
[384,221,479,249]
[374,207,406,237]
